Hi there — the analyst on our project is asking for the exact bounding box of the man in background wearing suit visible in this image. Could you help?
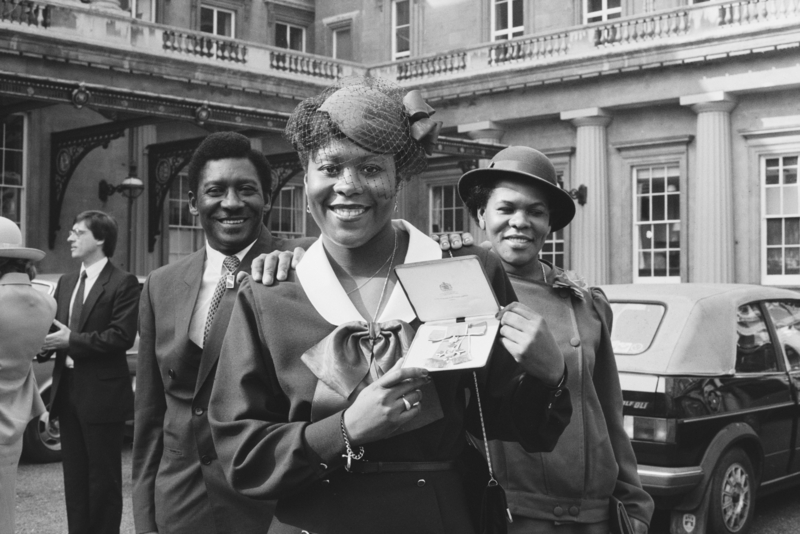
[132,132,313,534]
[41,210,139,534]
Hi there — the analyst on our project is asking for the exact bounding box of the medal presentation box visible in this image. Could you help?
[395,255,500,372]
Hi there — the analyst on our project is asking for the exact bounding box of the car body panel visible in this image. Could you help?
[601,283,800,513]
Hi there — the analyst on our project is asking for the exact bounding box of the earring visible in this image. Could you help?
[479,219,485,230]
[306,204,311,213]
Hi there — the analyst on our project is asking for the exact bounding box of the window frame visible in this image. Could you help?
[275,21,307,53]
[491,0,525,41]
[130,0,156,21]
[164,171,205,265]
[427,180,470,236]
[268,184,307,238]
[0,114,27,234]
[584,0,622,24]
[614,136,692,284]
[200,4,236,38]
[543,147,574,270]
[391,0,411,61]
[761,152,800,285]
[333,27,352,60]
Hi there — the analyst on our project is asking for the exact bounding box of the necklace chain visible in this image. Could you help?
[371,230,398,321]
[345,230,398,296]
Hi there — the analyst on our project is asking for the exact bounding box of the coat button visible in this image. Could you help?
[570,337,580,347]
[168,369,176,379]
[320,463,328,470]
[201,455,212,465]
[554,506,564,517]
[322,479,330,484]
[569,506,579,516]
[417,479,426,487]
[194,407,204,416]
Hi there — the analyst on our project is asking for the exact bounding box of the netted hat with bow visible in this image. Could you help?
[285,77,441,197]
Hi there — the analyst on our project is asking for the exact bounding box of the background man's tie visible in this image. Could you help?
[203,255,240,345]
[69,270,88,332]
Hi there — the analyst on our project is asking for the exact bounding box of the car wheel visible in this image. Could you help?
[708,448,755,534]
[21,389,62,463]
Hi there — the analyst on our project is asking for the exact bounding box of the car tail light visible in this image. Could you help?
[623,416,675,443]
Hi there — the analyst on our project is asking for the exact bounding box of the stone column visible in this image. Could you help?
[561,108,612,285]
[680,92,737,283]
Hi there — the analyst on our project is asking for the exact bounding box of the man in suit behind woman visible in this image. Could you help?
[41,210,139,534]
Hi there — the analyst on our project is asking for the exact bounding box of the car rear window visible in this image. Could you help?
[609,302,666,355]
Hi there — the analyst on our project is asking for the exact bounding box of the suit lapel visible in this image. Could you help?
[78,262,112,331]
[177,250,205,345]
[194,227,274,394]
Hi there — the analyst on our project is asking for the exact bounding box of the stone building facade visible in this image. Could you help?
[2,0,799,286]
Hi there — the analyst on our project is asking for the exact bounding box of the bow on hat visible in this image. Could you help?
[404,90,442,156]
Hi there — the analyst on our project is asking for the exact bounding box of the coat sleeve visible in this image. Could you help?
[461,249,572,453]
[67,272,140,359]
[209,279,346,501]
[589,287,654,527]
[131,274,166,533]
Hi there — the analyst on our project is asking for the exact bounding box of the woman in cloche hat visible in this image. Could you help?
[459,147,654,534]
[0,216,56,534]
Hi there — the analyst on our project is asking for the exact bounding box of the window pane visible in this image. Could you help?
[787,247,800,274]
[767,219,782,246]
[785,166,797,184]
[289,26,304,51]
[765,301,800,370]
[609,302,666,355]
[784,186,799,214]
[589,0,603,11]
[768,248,783,275]
[736,304,778,373]
[608,0,621,7]
[786,218,800,245]
[639,225,652,249]
[652,195,665,221]
[396,27,410,53]
[334,29,353,61]
[275,23,288,49]
[396,0,409,25]
[217,11,232,36]
[200,7,214,34]
[495,2,509,31]
[766,187,781,215]
[4,117,23,149]
[667,194,679,220]
[3,151,22,176]
[512,0,523,27]
[669,251,680,276]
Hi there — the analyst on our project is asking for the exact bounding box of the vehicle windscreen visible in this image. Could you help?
[609,302,666,355]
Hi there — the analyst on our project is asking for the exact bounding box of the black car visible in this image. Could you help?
[603,283,800,534]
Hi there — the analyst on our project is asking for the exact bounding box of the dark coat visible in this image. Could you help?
[208,225,572,534]
[48,261,138,423]
[132,226,313,534]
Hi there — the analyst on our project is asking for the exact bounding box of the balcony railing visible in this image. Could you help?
[370,0,800,84]
[1,0,363,84]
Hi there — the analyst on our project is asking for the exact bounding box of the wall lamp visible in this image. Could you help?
[558,179,588,206]
[99,177,145,202]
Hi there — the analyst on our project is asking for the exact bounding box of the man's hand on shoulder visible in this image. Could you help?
[430,232,474,250]
[251,247,305,285]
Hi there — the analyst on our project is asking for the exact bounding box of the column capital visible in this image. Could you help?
[680,92,737,114]
[457,120,505,144]
[560,108,612,128]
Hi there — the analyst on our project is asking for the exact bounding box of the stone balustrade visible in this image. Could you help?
[397,51,468,81]
[0,0,49,27]
[162,31,247,63]
[270,51,341,80]
[594,10,689,47]
[489,33,570,65]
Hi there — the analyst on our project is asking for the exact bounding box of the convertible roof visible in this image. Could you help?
[600,284,800,376]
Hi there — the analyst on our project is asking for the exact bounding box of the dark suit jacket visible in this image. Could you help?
[48,261,139,424]
[132,226,314,534]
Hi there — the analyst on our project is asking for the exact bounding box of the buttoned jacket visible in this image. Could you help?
[132,226,313,534]
[48,261,139,423]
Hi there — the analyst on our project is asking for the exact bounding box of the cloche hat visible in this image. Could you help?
[458,146,576,232]
[0,216,45,261]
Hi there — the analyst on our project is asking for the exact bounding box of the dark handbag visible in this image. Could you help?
[472,371,512,534]
[609,497,635,534]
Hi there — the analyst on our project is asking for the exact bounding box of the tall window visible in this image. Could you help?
[392,0,410,60]
[540,230,565,269]
[0,116,24,227]
[492,0,524,41]
[763,155,800,281]
[634,164,681,281]
[200,5,234,37]
[275,22,306,52]
[430,184,468,234]
[269,186,305,238]
[130,0,155,21]
[585,0,621,23]
[333,27,353,61]
[168,173,204,264]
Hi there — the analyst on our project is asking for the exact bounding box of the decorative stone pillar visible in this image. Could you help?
[680,92,737,283]
[561,108,612,285]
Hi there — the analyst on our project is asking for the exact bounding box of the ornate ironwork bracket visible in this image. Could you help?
[49,118,154,249]
[268,152,305,200]
[147,136,204,252]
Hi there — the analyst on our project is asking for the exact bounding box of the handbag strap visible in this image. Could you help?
[472,370,498,485]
